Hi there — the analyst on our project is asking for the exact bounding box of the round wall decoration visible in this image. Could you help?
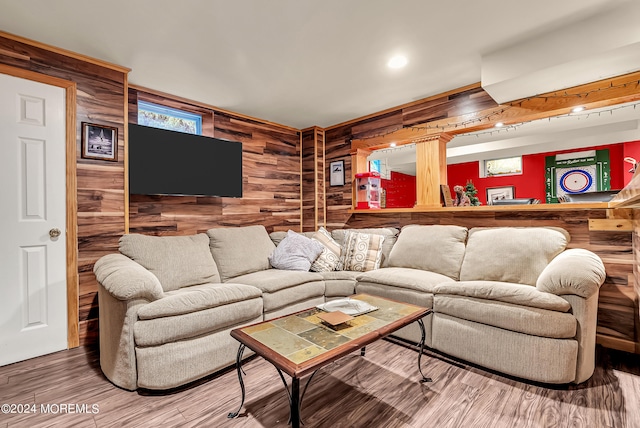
[559,169,593,194]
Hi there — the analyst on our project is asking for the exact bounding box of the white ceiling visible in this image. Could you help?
[0,0,636,129]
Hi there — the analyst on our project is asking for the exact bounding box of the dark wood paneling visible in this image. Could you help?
[128,92,301,236]
[301,128,316,231]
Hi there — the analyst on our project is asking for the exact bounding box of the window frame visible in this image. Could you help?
[137,100,203,135]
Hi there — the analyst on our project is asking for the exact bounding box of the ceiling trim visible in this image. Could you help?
[0,30,130,74]
[324,82,483,131]
[130,84,300,132]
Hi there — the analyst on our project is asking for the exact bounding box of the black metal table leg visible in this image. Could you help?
[291,377,301,428]
[227,344,247,418]
[416,318,432,383]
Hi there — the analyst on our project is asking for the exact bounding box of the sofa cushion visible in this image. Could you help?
[460,227,569,286]
[231,269,324,294]
[134,296,263,347]
[137,283,262,320]
[388,225,468,280]
[338,231,385,271]
[233,269,325,312]
[332,227,399,267]
[433,281,571,312]
[357,267,454,293]
[207,225,275,282]
[119,233,220,292]
[433,295,576,339]
[268,230,324,271]
[310,227,342,272]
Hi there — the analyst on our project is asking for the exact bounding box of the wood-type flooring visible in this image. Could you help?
[1,339,639,428]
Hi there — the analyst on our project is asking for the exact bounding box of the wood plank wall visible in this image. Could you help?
[301,128,316,231]
[0,34,128,346]
[128,88,302,236]
[323,85,640,353]
[301,127,326,231]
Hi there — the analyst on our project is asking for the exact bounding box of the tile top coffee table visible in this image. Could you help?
[227,293,432,428]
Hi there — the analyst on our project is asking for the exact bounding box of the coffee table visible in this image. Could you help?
[227,293,432,427]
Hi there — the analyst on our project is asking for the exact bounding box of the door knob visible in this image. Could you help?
[49,228,61,239]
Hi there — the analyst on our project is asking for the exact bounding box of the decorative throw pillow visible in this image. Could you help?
[268,230,324,271]
[338,231,385,272]
[310,227,341,272]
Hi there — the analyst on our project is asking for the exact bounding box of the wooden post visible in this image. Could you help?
[415,133,453,208]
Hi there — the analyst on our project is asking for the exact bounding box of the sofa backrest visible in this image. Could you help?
[331,227,399,268]
[459,227,570,286]
[119,233,221,292]
[387,225,468,280]
[207,225,275,282]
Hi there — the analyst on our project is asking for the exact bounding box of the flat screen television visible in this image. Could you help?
[128,124,242,197]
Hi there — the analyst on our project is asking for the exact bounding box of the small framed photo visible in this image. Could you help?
[486,186,515,205]
[330,160,345,186]
[81,122,118,161]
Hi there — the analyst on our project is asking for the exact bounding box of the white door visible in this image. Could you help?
[0,73,67,365]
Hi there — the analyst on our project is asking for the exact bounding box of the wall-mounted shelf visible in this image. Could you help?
[349,202,612,214]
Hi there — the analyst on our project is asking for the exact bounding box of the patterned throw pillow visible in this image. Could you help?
[338,231,385,272]
[310,227,341,272]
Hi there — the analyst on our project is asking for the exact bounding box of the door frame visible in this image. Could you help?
[0,64,79,348]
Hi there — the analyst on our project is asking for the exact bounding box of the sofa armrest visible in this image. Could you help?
[94,253,164,301]
[536,249,606,298]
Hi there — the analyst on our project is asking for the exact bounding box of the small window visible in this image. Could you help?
[483,156,522,177]
[137,100,202,135]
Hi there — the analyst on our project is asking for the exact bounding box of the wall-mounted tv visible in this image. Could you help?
[128,124,243,197]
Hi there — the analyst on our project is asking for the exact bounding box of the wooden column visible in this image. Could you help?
[351,148,372,207]
[415,133,453,208]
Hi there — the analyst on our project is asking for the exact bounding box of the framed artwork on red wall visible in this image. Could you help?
[486,186,515,205]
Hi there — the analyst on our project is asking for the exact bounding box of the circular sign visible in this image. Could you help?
[560,169,593,194]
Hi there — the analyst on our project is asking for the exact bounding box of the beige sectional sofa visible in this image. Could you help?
[94,224,605,391]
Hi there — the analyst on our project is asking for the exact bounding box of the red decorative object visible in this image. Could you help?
[355,172,381,209]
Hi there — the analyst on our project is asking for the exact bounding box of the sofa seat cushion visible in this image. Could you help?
[231,269,324,294]
[134,295,263,347]
[434,295,577,338]
[233,269,325,312]
[388,225,468,280]
[460,227,569,286]
[321,270,360,297]
[137,283,262,320]
[320,270,361,281]
[119,233,220,292]
[207,225,275,282]
[357,267,454,293]
[434,281,571,312]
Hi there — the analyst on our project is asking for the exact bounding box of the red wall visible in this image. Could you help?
[381,171,416,208]
[447,141,640,205]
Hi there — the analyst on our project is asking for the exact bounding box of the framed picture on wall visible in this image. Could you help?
[330,160,345,186]
[486,186,515,205]
[81,122,118,161]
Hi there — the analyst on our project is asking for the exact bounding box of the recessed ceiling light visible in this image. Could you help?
[387,55,408,69]
[495,122,504,127]
[572,106,585,113]
[390,143,397,147]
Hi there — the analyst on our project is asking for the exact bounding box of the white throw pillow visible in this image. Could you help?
[268,230,324,271]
